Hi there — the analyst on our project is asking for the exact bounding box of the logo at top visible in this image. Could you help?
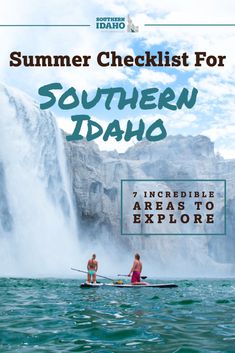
[96,15,139,32]
[127,15,139,32]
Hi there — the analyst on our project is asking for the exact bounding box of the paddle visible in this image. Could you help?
[71,268,123,284]
[118,274,148,280]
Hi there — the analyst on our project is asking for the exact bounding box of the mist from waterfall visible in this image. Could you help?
[0,84,81,277]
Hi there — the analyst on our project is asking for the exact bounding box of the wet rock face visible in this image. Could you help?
[64,134,235,268]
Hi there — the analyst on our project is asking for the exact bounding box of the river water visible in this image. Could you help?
[1,278,235,353]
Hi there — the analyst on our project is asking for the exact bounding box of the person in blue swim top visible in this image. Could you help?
[87,254,98,284]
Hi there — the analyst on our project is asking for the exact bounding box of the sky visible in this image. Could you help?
[0,0,235,157]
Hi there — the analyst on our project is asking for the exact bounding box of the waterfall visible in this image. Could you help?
[1,83,234,278]
[0,83,79,277]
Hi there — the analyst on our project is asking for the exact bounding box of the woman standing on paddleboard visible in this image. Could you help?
[87,254,98,284]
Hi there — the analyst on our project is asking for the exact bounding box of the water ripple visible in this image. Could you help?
[1,278,235,352]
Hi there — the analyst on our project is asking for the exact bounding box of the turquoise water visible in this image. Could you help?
[1,278,235,353]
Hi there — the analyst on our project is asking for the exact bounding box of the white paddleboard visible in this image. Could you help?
[80,282,178,288]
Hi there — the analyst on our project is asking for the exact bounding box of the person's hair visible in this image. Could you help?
[135,253,140,260]
[92,254,96,258]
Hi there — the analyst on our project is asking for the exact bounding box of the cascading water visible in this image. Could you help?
[1,83,234,279]
[0,83,80,277]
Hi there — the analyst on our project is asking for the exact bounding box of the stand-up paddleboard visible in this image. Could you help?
[80,282,178,288]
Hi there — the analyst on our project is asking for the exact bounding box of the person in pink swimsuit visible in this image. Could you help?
[128,253,142,284]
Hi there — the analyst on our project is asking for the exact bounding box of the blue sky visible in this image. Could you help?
[0,0,235,156]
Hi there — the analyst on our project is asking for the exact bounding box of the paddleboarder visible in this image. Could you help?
[87,254,98,284]
[128,253,143,284]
